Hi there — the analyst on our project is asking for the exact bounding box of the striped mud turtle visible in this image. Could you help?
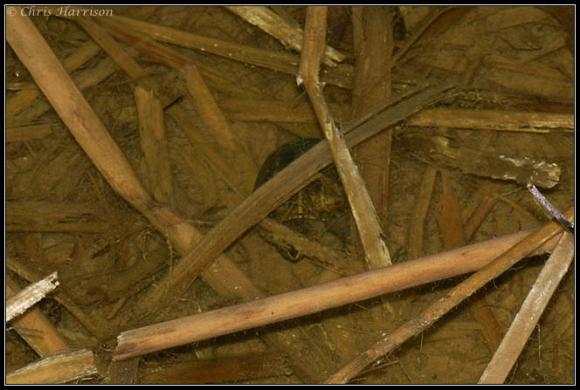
[255,138,347,260]
[255,138,347,225]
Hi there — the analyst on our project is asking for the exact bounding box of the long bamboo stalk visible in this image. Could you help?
[113,228,560,361]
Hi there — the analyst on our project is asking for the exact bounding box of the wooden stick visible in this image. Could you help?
[6,40,100,122]
[5,11,341,381]
[181,64,239,152]
[219,101,573,133]
[134,85,175,206]
[7,278,71,357]
[96,13,353,89]
[8,56,118,127]
[113,227,560,361]
[7,257,109,339]
[299,6,392,269]
[7,272,59,322]
[227,6,346,66]
[6,201,110,233]
[324,208,572,384]
[407,167,438,259]
[436,176,503,353]
[258,218,363,276]
[6,123,53,142]
[350,7,394,228]
[137,83,456,315]
[464,194,498,242]
[479,232,574,384]
[408,108,574,133]
[139,352,291,384]
[6,349,97,384]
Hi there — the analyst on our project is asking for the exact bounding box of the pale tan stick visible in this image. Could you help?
[7,279,71,357]
[409,108,574,133]
[6,349,97,384]
[227,6,346,66]
[299,7,392,268]
[113,228,559,361]
[479,232,574,384]
[325,208,572,384]
[407,167,438,259]
[7,272,59,322]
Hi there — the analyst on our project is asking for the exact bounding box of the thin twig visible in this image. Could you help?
[325,208,572,383]
[479,232,574,383]
[298,6,392,269]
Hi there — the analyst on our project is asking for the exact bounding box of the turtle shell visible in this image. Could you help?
[255,138,346,223]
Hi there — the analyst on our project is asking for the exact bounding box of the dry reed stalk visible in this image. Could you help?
[299,7,392,269]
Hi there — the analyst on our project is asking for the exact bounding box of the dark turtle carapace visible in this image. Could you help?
[254,138,347,226]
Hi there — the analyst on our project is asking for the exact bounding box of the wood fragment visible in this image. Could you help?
[113,227,560,361]
[479,232,574,384]
[407,167,438,259]
[134,86,175,206]
[227,6,346,66]
[137,83,456,317]
[76,17,152,87]
[408,108,574,133]
[7,272,59,322]
[464,194,498,242]
[6,123,53,142]
[259,218,363,276]
[351,6,394,227]
[6,40,101,122]
[324,208,572,384]
[7,258,108,339]
[181,64,240,152]
[393,7,454,64]
[7,278,71,357]
[6,201,109,233]
[9,56,119,127]
[299,6,392,269]
[95,13,353,89]
[436,176,503,353]
[139,352,291,384]
[6,11,342,382]
[6,349,98,384]
[107,358,140,384]
[398,133,561,188]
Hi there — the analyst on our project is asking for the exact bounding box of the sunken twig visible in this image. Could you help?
[298,7,392,268]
